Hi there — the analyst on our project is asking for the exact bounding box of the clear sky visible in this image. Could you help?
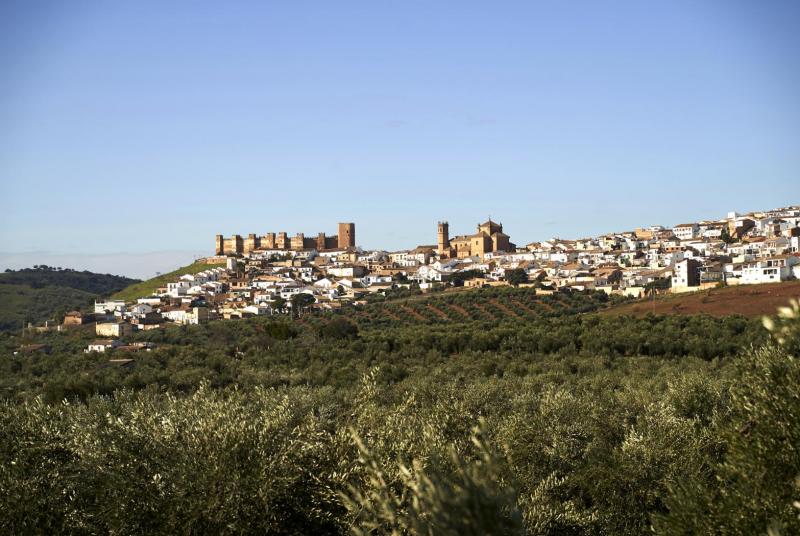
[1,1,798,277]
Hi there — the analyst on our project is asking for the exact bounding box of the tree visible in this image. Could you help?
[720,225,735,244]
[654,311,800,534]
[319,317,359,340]
[272,296,286,313]
[451,270,483,287]
[393,272,409,283]
[290,293,315,318]
[505,268,528,287]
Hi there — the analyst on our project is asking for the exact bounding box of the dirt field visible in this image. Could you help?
[600,281,800,317]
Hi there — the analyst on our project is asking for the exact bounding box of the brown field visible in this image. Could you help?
[600,281,800,317]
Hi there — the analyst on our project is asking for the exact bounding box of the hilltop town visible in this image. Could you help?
[53,205,800,349]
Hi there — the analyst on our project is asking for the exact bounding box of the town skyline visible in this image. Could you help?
[2,201,797,279]
[62,200,800,337]
[2,2,799,268]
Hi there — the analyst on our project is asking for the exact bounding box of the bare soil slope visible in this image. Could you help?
[600,281,800,317]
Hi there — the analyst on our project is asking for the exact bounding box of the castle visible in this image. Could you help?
[437,219,514,258]
[216,222,355,255]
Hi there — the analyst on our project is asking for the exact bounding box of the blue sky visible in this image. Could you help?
[1,1,798,277]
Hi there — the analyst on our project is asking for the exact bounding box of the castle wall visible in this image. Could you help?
[276,232,288,249]
[243,234,259,254]
[216,223,356,254]
[290,233,305,250]
[325,235,339,249]
[223,235,243,255]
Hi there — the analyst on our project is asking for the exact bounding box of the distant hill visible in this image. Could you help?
[0,266,139,332]
[110,260,225,302]
[599,281,800,318]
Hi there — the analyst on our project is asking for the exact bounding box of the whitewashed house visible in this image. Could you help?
[166,281,191,297]
[86,339,122,353]
[740,256,799,285]
[94,300,126,315]
[672,223,699,240]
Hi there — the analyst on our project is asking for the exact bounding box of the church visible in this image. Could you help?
[437,219,514,259]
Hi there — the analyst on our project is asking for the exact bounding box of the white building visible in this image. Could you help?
[128,303,153,316]
[672,223,699,240]
[327,265,366,278]
[672,259,701,289]
[415,265,448,282]
[162,306,209,325]
[86,339,121,353]
[96,322,134,338]
[740,256,799,285]
[166,281,191,297]
[362,275,393,286]
[313,277,336,289]
[94,300,126,314]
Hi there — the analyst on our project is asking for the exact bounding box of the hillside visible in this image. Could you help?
[0,267,138,332]
[600,281,800,317]
[110,260,225,302]
[0,299,790,534]
[0,266,137,294]
[338,287,624,328]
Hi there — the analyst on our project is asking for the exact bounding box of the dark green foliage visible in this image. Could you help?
[450,269,484,286]
[0,313,765,401]
[3,341,791,535]
[291,293,316,317]
[318,318,359,340]
[348,287,623,327]
[343,419,525,535]
[654,301,800,535]
[0,267,138,333]
[720,225,734,244]
[505,268,529,287]
[0,301,796,534]
[0,284,94,332]
[0,386,350,534]
[0,266,138,294]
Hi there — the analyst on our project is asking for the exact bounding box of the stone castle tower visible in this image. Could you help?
[338,222,355,248]
[216,222,356,255]
[437,221,450,255]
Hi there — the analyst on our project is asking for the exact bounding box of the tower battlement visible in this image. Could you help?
[215,223,356,255]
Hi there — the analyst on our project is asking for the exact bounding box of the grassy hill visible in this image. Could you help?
[110,260,225,302]
[0,267,139,332]
[600,280,800,317]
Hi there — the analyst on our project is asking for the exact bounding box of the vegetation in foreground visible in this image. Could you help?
[0,299,798,534]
